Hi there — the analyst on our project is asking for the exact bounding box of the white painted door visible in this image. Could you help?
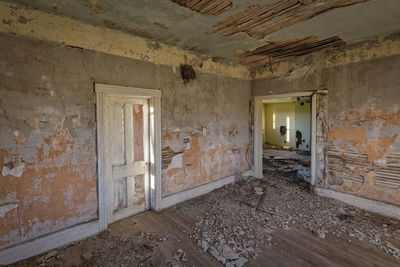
[105,96,149,223]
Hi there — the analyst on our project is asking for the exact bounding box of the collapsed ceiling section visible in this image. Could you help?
[6,0,400,66]
[171,0,232,15]
[239,36,344,65]
[213,0,368,39]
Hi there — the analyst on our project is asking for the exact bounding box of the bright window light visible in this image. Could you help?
[286,116,290,142]
[272,113,276,129]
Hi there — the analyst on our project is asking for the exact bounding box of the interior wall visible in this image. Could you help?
[294,101,311,151]
[264,102,295,148]
[0,33,251,250]
[252,34,400,206]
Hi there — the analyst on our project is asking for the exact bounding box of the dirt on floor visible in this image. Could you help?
[8,172,400,267]
[263,149,311,182]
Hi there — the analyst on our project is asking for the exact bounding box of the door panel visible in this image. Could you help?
[105,96,149,223]
[110,103,125,166]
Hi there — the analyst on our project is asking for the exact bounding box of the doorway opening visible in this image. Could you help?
[254,92,317,186]
[262,96,311,183]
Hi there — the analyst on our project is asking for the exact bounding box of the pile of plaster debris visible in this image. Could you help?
[184,174,400,266]
[263,158,311,182]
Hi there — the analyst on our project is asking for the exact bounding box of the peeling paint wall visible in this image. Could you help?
[252,33,400,206]
[161,75,251,196]
[0,32,251,249]
[0,34,98,249]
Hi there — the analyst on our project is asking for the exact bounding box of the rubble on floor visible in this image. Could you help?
[185,173,400,265]
[263,148,311,182]
[263,157,311,183]
[20,230,166,267]
[9,173,400,266]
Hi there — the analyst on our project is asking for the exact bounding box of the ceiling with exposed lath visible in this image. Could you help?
[5,0,400,65]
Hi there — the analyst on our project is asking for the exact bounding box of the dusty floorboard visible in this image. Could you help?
[8,173,400,267]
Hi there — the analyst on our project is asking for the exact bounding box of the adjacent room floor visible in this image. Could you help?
[263,147,311,183]
[11,173,400,267]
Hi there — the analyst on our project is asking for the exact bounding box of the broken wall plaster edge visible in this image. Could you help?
[0,1,250,80]
[0,220,101,265]
[251,33,400,80]
[315,187,400,220]
[159,174,236,210]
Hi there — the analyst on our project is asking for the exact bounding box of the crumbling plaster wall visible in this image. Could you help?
[162,74,251,196]
[0,33,251,250]
[251,33,400,206]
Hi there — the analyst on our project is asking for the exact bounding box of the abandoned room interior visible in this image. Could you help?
[0,0,400,266]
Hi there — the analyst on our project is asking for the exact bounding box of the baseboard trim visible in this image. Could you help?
[315,187,400,220]
[160,175,236,210]
[0,220,101,265]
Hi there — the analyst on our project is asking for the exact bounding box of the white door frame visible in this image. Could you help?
[254,91,317,185]
[95,83,162,230]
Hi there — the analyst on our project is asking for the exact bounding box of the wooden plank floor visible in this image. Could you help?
[11,205,400,266]
[122,209,400,267]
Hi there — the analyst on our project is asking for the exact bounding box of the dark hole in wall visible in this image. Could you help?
[296,130,302,148]
[180,64,196,84]
[280,126,287,136]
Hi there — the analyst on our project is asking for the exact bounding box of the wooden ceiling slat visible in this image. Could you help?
[213,0,368,39]
[171,0,232,15]
[239,36,344,65]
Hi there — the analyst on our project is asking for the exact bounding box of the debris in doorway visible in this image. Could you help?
[180,64,196,84]
[276,163,311,183]
[263,149,311,182]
